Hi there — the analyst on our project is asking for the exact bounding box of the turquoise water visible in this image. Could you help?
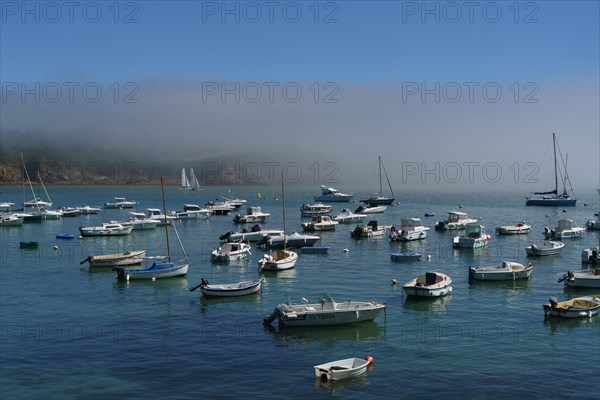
[1,185,599,399]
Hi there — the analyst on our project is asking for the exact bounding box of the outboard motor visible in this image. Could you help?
[219,231,233,241]
[549,297,559,309]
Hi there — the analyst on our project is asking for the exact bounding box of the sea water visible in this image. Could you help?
[1,185,599,399]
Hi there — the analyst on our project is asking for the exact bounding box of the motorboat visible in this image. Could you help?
[469,261,535,281]
[525,240,564,256]
[57,207,80,217]
[559,269,600,288]
[77,205,102,214]
[257,232,320,249]
[435,211,477,231]
[211,242,252,261]
[191,278,262,297]
[80,250,147,268]
[258,249,299,271]
[544,219,585,240]
[219,195,247,208]
[263,294,386,327]
[79,223,133,237]
[0,214,24,226]
[351,220,386,238]
[314,185,353,202]
[543,295,600,318]
[233,206,270,224]
[302,215,339,231]
[40,208,63,220]
[452,223,490,249]
[389,218,429,241]
[123,212,160,230]
[103,197,138,209]
[586,189,600,230]
[402,272,453,297]
[146,208,177,224]
[219,224,284,242]
[495,223,531,235]
[581,239,599,264]
[314,358,371,382]
[333,208,367,224]
[173,204,211,220]
[526,133,577,206]
[205,200,234,215]
[362,156,395,206]
[301,203,332,217]
[354,205,387,214]
[0,202,15,212]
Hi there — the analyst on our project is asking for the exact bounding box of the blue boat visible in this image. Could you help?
[525,133,577,207]
[391,252,422,262]
[56,233,75,239]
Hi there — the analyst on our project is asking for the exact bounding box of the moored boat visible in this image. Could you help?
[220,225,284,242]
[233,206,270,224]
[452,223,490,249]
[389,218,429,241]
[314,185,353,202]
[301,203,332,217]
[0,215,24,226]
[559,269,600,288]
[351,220,386,238]
[190,278,262,297]
[403,272,452,297]
[81,250,147,268]
[257,231,320,249]
[469,261,535,281]
[354,205,386,214]
[390,252,422,262]
[79,223,133,237]
[333,208,367,224]
[314,357,371,382]
[543,295,600,318]
[258,249,299,271]
[103,197,138,209]
[211,242,252,261]
[544,219,585,240]
[302,215,338,231]
[525,240,564,256]
[495,223,531,235]
[435,211,477,230]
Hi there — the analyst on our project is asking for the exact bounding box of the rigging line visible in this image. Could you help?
[381,157,395,198]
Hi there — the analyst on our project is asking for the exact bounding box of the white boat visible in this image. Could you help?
[80,250,147,268]
[0,201,15,212]
[525,240,564,256]
[205,200,234,215]
[314,358,371,382]
[103,197,138,209]
[124,212,160,230]
[586,189,600,230]
[526,133,577,207]
[113,179,189,281]
[263,294,386,327]
[362,155,395,206]
[146,208,177,224]
[302,215,339,231]
[211,242,252,261]
[24,197,52,209]
[259,249,299,271]
[543,295,600,318]
[77,205,102,214]
[0,214,24,226]
[333,208,367,224]
[354,205,387,214]
[191,278,262,297]
[495,223,531,235]
[581,239,599,264]
[469,261,535,281]
[57,207,80,217]
[559,269,600,288]
[79,223,133,237]
[403,272,453,297]
[314,185,353,202]
[301,203,332,217]
[220,225,284,242]
[435,211,478,230]
[351,220,386,238]
[389,218,429,241]
[219,195,246,208]
[173,204,211,220]
[258,231,320,249]
[452,223,490,249]
[233,206,270,224]
[544,219,585,240]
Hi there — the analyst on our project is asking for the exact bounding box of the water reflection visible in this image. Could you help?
[314,373,369,392]
[266,321,386,344]
[544,316,597,336]
[402,294,452,313]
[468,278,533,292]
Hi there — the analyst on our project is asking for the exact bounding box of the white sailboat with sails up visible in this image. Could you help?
[363,156,395,206]
[180,168,202,190]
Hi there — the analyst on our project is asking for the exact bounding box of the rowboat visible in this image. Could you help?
[190,278,262,297]
[558,269,600,288]
[495,223,531,235]
[543,295,600,318]
[263,294,386,327]
[469,261,535,281]
[525,240,564,256]
[314,357,371,382]
[80,250,147,268]
[258,249,298,271]
[403,272,452,297]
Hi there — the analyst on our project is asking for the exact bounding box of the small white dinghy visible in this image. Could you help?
[190,278,262,297]
[314,357,372,382]
[469,261,535,281]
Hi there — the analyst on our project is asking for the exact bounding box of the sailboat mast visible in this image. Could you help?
[378,156,383,196]
[282,173,287,249]
[38,172,52,203]
[160,177,172,261]
[552,132,558,194]
[21,153,37,201]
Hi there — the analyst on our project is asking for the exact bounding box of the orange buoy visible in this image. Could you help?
[365,355,374,364]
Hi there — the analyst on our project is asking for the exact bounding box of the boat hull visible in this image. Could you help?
[200,279,262,297]
[115,261,189,280]
[543,296,600,318]
[526,198,577,207]
[87,251,147,268]
[314,358,370,382]
[469,265,534,281]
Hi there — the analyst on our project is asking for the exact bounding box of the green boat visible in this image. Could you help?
[19,241,38,249]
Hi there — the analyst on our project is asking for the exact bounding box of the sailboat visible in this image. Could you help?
[362,156,395,206]
[258,175,299,271]
[181,168,191,189]
[114,178,189,280]
[14,153,44,222]
[180,168,202,190]
[526,133,577,206]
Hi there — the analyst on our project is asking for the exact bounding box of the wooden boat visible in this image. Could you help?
[302,215,339,231]
[403,272,452,297]
[80,250,147,268]
[525,240,564,256]
[543,295,600,318]
[211,242,252,261]
[435,211,477,231]
[495,223,531,235]
[351,220,386,238]
[263,294,386,327]
[314,358,371,382]
[390,252,422,262]
[113,178,189,281]
[19,241,38,249]
[79,223,133,237]
[452,223,490,249]
[559,269,600,288]
[469,261,535,281]
[190,278,262,297]
[233,206,270,224]
[389,218,429,241]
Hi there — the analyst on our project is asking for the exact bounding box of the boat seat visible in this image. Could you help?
[305,306,316,311]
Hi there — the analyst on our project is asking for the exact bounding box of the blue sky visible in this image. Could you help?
[1,1,599,190]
